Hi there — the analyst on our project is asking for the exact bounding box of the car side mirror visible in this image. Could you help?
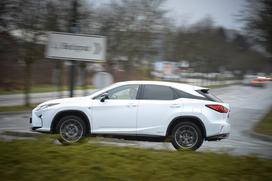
[100,93,109,102]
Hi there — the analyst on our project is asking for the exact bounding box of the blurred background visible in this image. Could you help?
[0,0,271,107]
[0,1,272,176]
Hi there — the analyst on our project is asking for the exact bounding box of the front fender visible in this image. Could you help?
[43,106,92,132]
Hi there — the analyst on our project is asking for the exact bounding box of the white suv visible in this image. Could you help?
[30,81,230,150]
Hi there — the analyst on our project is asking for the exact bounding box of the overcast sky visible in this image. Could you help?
[92,0,248,30]
[162,0,248,30]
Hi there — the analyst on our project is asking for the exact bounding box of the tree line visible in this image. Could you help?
[0,0,271,106]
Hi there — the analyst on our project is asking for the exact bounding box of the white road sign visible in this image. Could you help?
[46,32,106,62]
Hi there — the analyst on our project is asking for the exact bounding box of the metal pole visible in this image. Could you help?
[69,61,76,97]
[69,0,79,97]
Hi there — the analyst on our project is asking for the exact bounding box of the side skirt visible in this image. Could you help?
[90,134,167,142]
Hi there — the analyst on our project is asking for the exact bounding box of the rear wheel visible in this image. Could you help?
[171,122,203,150]
[56,115,86,143]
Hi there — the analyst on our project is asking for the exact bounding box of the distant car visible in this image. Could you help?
[242,74,256,85]
[251,77,268,87]
[257,76,271,81]
[30,81,230,150]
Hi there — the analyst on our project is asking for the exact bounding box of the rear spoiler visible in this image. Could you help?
[198,89,209,93]
[193,85,209,91]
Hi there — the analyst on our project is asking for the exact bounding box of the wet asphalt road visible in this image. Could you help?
[200,84,272,157]
[0,84,271,158]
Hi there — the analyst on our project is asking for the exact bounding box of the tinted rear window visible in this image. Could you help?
[142,85,175,100]
[174,89,206,100]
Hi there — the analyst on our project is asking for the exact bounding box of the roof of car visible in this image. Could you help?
[114,81,207,90]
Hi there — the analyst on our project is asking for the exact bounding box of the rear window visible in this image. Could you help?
[174,89,206,100]
[196,89,223,102]
[141,85,175,100]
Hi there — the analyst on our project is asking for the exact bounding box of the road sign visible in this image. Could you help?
[46,32,106,62]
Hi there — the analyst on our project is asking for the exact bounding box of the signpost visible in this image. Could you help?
[46,32,106,61]
[46,32,106,97]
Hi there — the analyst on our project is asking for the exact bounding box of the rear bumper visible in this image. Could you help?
[205,120,230,138]
[206,133,229,141]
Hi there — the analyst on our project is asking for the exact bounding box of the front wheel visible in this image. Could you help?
[171,122,203,150]
[56,115,86,143]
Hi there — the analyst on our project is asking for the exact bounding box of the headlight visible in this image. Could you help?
[36,103,60,111]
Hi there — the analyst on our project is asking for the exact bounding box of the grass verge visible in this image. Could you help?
[0,104,37,113]
[0,85,95,95]
[255,110,272,136]
[0,137,271,181]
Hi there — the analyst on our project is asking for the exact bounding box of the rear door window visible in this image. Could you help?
[141,85,175,100]
[173,89,206,100]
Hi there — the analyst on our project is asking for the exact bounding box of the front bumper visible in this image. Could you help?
[31,110,43,127]
[29,117,39,130]
[30,110,51,133]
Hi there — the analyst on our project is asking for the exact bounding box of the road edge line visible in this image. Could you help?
[248,131,272,142]
[1,130,42,137]
[0,111,31,116]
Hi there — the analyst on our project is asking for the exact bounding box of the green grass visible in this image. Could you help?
[0,137,271,181]
[255,110,272,136]
[0,104,37,113]
[0,85,95,95]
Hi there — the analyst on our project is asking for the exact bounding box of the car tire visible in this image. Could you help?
[56,115,86,144]
[171,122,203,150]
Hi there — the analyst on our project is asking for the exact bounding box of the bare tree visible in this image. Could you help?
[162,16,268,74]
[96,0,168,79]
[244,0,272,54]
[13,0,48,106]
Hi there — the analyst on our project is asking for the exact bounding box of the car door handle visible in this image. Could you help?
[170,104,180,108]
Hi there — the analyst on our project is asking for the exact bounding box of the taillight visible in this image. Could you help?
[205,104,228,113]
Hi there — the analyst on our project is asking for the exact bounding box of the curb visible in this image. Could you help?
[1,130,42,137]
[248,131,272,142]
[0,111,31,116]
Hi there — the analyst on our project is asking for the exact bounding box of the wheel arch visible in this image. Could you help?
[51,110,91,134]
[166,116,206,138]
